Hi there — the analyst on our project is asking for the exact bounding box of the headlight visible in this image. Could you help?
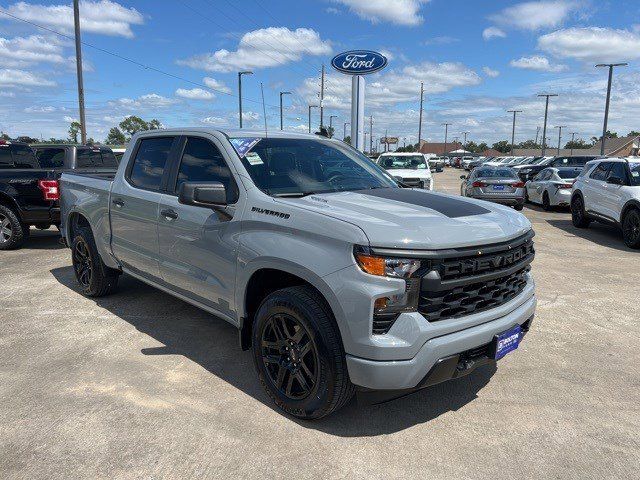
[354,246,423,318]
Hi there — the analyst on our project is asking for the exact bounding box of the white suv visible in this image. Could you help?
[571,158,640,248]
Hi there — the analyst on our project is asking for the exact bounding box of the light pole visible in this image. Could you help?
[418,82,424,146]
[508,110,523,155]
[279,91,291,130]
[369,116,373,154]
[364,132,369,153]
[569,132,578,155]
[442,123,451,157]
[537,93,558,155]
[73,0,86,144]
[329,115,338,137]
[461,131,470,151]
[238,71,253,128]
[308,105,318,133]
[403,137,406,148]
[343,122,350,141]
[555,125,567,155]
[596,63,627,155]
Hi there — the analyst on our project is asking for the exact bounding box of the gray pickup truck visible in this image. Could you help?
[60,128,536,419]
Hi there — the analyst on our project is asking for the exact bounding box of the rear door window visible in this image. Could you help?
[590,162,610,181]
[128,137,175,191]
[11,144,38,168]
[36,148,66,168]
[607,162,627,182]
[76,148,103,168]
[100,149,118,168]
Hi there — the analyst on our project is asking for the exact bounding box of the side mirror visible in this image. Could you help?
[607,176,625,186]
[178,181,227,207]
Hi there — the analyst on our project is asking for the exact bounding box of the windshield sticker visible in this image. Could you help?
[230,137,261,158]
[245,151,264,165]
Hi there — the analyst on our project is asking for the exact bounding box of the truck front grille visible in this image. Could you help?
[417,231,534,322]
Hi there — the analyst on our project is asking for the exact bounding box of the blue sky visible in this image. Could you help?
[1,0,640,145]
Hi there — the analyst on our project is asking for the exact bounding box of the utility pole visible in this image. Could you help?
[308,105,318,133]
[369,116,373,153]
[508,110,523,155]
[238,71,253,128]
[537,94,558,156]
[319,65,325,129]
[442,123,451,157]
[417,82,424,146]
[595,63,627,156]
[403,137,406,148]
[461,131,470,151]
[343,122,349,141]
[535,126,541,146]
[73,0,87,144]
[385,128,389,152]
[555,125,567,155]
[329,115,338,137]
[569,132,578,155]
[279,91,291,130]
[364,132,369,153]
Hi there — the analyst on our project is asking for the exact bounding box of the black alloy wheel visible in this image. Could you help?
[622,210,640,249]
[260,313,319,400]
[72,237,93,288]
[571,196,590,228]
[0,212,12,245]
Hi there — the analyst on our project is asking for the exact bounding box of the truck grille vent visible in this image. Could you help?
[372,313,399,335]
[418,268,529,322]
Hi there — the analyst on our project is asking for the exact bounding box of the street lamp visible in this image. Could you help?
[537,93,558,155]
[308,105,318,133]
[554,125,567,155]
[238,71,253,128]
[569,132,578,155]
[279,91,291,130]
[329,115,338,137]
[507,110,523,155]
[461,131,470,151]
[343,122,350,141]
[595,63,628,155]
[442,123,451,156]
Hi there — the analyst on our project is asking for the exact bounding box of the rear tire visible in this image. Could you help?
[71,226,120,297]
[0,204,27,250]
[252,286,354,419]
[622,209,640,249]
[571,195,591,228]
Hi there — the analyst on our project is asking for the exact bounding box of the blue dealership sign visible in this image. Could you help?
[331,50,388,75]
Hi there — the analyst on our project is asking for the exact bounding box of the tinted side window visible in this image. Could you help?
[129,137,174,191]
[76,148,103,168]
[0,146,13,168]
[100,150,118,168]
[590,162,610,181]
[608,162,627,182]
[176,137,238,203]
[36,148,66,168]
[11,145,38,168]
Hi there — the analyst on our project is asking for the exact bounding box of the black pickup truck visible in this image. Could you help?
[0,141,117,250]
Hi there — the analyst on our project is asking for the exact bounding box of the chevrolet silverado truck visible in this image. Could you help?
[60,129,536,419]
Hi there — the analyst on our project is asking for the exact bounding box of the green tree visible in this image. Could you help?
[564,139,590,150]
[492,140,511,153]
[343,135,351,145]
[148,119,162,130]
[1,132,11,140]
[628,131,640,137]
[516,139,541,149]
[477,142,489,152]
[106,127,126,145]
[68,121,81,143]
[119,116,150,138]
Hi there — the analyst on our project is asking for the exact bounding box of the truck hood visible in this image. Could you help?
[275,188,531,249]
[385,169,431,179]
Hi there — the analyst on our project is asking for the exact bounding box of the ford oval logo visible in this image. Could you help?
[331,50,388,75]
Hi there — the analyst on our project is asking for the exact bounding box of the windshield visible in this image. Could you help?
[231,137,398,197]
[630,162,640,186]
[376,155,427,170]
[475,168,518,178]
[557,170,580,179]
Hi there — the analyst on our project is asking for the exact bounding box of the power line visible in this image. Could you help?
[0,8,280,109]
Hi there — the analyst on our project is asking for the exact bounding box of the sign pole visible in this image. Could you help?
[351,75,365,151]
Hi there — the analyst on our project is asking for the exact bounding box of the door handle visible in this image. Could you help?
[112,198,124,208]
[161,209,178,220]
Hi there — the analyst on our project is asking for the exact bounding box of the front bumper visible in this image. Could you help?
[346,292,536,390]
[552,189,572,206]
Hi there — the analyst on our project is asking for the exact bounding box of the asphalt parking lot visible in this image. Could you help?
[2,167,639,479]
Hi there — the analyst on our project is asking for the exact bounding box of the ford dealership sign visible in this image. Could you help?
[331,50,387,75]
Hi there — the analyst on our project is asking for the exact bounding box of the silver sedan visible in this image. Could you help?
[525,166,581,210]
[460,166,525,211]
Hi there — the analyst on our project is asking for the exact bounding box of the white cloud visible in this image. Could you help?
[178,27,331,73]
[0,68,55,87]
[538,27,640,63]
[110,93,176,109]
[423,36,459,46]
[175,88,215,100]
[201,116,229,125]
[510,55,567,72]
[0,35,66,67]
[24,105,56,113]
[482,27,506,40]
[483,66,500,78]
[326,7,340,14]
[488,1,580,31]
[1,1,144,38]
[63,115,78,123]
[203,77,232,94]
[332,0,429,26]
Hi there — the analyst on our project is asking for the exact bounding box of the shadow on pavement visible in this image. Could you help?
[50,265,495,436]
[23,230,66,250]
[546,218,635,253]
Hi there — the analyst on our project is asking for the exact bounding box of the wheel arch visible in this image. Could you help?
[0,191,22,221]
[621,199,640,224]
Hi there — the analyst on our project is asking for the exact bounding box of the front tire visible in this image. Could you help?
[622,209,640,249]
[571,195,591,228]
[71,226,120,297]
[252,286,354,419]
[0,204,28,250]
